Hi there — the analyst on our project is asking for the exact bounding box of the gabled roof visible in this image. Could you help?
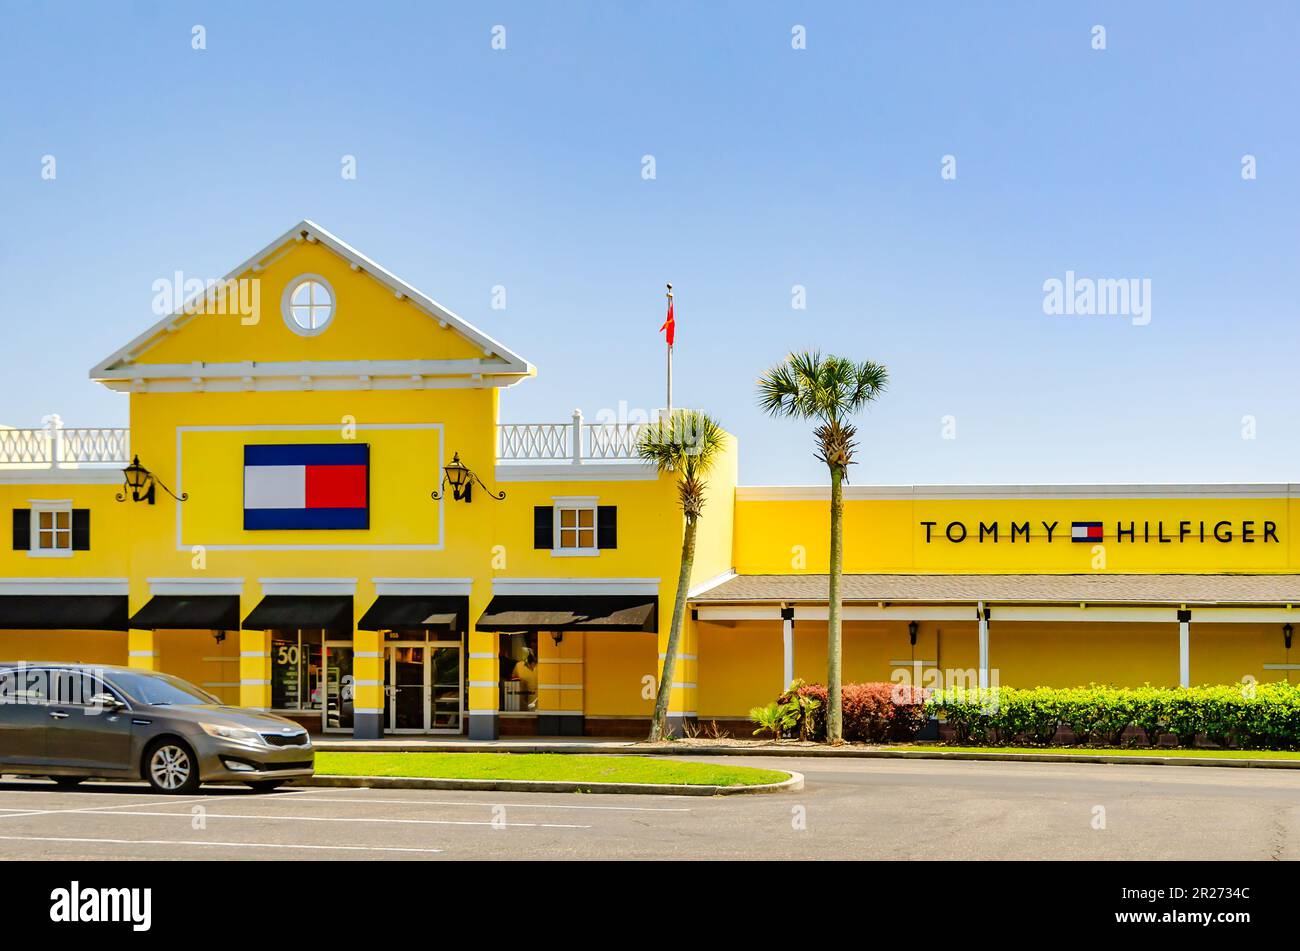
[90,219,534,392]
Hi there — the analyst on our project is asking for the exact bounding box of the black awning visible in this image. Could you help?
[242,596,353,632]
[0,595,129,631]
[357,596,468,633]
[476,595,657,633]
[129,596,241,631]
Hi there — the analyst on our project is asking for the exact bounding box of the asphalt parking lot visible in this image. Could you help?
[0,756,1297,860]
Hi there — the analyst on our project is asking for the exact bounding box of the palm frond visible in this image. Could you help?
[755,357,806,418]
[636,409,727,481]
[755,350,889,474]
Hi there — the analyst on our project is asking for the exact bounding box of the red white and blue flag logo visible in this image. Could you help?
[1071,521,1103,543]
[243,444,369,530]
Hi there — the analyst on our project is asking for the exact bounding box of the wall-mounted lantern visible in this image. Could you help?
[116,455,188,505]
[431,452,505,503]
[1285,623,1293,650]
[908,620,919,646]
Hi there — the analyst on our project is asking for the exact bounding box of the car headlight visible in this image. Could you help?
[199,722,267,746]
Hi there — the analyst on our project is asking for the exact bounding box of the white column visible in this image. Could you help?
[570,408,583,465]
[977,601,989,689]
[1178,610,1190,687]
[781,608,794,691]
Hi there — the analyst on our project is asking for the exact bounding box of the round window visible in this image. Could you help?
[282,276,335,335]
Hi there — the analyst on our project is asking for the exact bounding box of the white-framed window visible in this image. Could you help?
[553,497,599,556]
[29,501,72,558]
[281,274,335,335]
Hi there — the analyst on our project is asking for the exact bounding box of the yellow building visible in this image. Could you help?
[3,221,1297,738]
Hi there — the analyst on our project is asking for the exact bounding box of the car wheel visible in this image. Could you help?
[245,780,285,793]
[51,776,87,788]
[144,740,200,794]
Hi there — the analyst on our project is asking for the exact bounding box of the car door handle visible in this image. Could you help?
[48,711,69,719]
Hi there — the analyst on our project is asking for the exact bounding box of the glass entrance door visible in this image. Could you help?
[385,645,426,732]
[384,643,463,733]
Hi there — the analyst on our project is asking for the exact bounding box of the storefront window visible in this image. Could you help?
[499,631,538,712]
[270,629,324,712]
[325,644,354,730]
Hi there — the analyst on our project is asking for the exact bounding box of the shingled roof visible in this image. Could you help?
[691,574,1300,606]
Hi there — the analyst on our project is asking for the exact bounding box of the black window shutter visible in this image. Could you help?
[533,506,554,549]
[11,509,30,551]
[72,509,90,550]
[597,506,617,549]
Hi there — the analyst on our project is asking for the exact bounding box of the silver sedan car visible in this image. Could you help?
[0,663,314,793]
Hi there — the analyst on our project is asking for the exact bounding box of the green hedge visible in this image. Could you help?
[927,683,1300,749]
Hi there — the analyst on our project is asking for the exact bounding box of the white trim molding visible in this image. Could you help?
[147,577,245,596]
[495,463,657,483]
[0,578,129,596]
[687,569,736,599]
[372,578,474,597]
[695,603,1298,624]
[258,578,358,596]
[491,577,660,596]
[0,469,124,485]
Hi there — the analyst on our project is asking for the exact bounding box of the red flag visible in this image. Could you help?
[660,297,675,347]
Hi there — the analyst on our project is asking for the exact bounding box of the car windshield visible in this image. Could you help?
[106,670,219,706]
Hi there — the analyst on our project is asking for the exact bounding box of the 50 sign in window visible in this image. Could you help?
[270,630,323,712]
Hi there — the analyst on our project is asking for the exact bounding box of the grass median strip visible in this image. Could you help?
[314,752,789,786]
[903,745,1300,760]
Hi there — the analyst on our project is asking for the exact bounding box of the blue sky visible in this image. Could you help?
[1,1,1297,485]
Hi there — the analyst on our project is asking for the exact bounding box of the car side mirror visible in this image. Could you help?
[89,693,126,711]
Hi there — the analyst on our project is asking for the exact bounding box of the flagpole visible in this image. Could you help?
[665,283,673,421]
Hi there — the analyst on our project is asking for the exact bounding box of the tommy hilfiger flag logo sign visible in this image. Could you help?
[243,444,369,530]
[1071,521,1104,542]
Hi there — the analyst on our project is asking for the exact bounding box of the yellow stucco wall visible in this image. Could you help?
[154,629,241,705]
[0,631,127,666]
[734,495,1300,574]
[584,632,656,718]
[688,432,739,587]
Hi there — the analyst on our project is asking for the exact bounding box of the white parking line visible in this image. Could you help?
[284,795,692,813]
[58,809,592,829]
[0,834,444,854]
[0,795,214,820]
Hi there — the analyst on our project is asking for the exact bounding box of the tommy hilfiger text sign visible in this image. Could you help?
[920,519,1280,544]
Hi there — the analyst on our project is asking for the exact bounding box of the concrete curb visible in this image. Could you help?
[311,739,1300,769]
[842,749,1300,769]
[622,745,1300,769]
[293,770,804,796]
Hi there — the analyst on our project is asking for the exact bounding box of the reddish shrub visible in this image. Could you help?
[779,681,929,743]
[886,683,930,741]
[839,683,886,741]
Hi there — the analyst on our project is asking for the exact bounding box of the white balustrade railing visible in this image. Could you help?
[497,422,571,462]
[3,414,651,468]
[498,411,649,464]
[0,419,129,468]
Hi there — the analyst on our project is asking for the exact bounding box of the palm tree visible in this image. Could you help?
[638,409,727,741]
[756,352,888,743]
